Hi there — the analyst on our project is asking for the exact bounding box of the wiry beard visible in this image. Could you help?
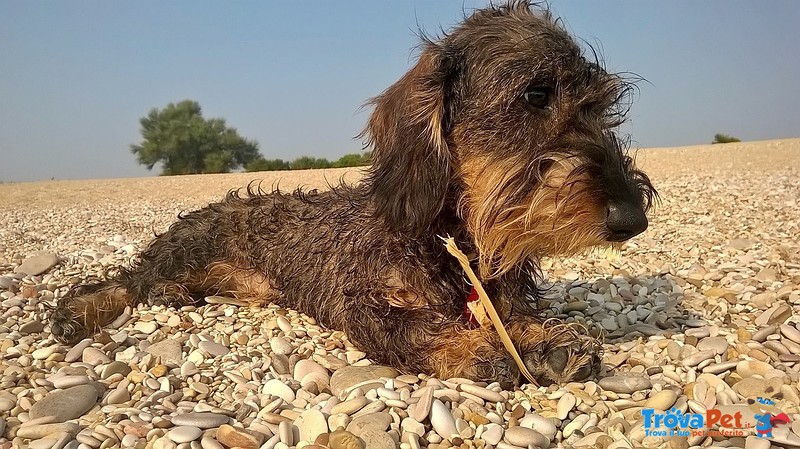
[459,158,609,279]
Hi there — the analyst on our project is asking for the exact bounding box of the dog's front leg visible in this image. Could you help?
[339,303,523,388]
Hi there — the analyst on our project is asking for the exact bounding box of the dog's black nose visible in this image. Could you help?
[605,202,648,241]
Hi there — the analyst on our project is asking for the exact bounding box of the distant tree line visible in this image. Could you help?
[244,152,372,172]
[131,100,370,175]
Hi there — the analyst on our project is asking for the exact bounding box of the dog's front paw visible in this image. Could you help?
[509,319,601,386]
[474,355,521,390]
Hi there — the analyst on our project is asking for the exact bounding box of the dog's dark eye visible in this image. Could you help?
[522,86,551,109]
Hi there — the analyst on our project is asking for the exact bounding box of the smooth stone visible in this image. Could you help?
[556,393,576,419]
[82,347,110,365]
[16,253,59,275]
[20,320,45,334]
[146,339,183,363]
[736,360,772,378]
[294,359,329,384]
[153,436,177,449]
[504,426,548,448]
[696,336,729,355]
[331,396,369,415]
[598,375,652,394]
[482,423,504,445]
[410,386,434,422]
[346,412,392,437]
[17,422,81,439]
[519,413,557,441]
[32,345,59,360]
[167,412,227,429]
[330,365,399,396]
[200,438,224,449]
[296,409,328,443]
[270,337,293,355]
[30,438,58,449]
[279,420,293,445]
[101,362,131,380]
[430,399,457,439]
[262,379,296,403]
[644,390,679,410]
[744,435,770,449]
[64,339,92,362]
[29,384,99,422]
[276,316,293,333]
[459,383,504,403]
[682,350,716,367]
[198,340,229,357]
[168,426,203,443]
[134,321,158,334]
[401,417,425,436]
[360,429,397,449]
[52,375,91,389]
[329,429,364,449]
[216,424,264,449]
[780,324,800,344]
[0,397,13,412]
[106,386,130,404]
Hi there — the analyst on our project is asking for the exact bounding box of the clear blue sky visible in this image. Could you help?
[1,1,798,182]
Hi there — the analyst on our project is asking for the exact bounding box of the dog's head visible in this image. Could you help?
[362,1,656,279]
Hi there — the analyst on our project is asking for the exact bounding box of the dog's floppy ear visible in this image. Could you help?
[362,43,457,236]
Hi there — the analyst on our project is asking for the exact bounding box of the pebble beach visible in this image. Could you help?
[1,138,799,449]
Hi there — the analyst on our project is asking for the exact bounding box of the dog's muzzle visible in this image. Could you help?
[605,202,648,241]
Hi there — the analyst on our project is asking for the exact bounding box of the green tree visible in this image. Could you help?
[131,100,261,175]
[290,156,333,170]
[333,152,372,168]
[246,157,291,172]
[712,133,741,144]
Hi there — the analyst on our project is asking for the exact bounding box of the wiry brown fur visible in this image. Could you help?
[51,1,655,387]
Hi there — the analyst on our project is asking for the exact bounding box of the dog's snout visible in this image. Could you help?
[605,202,648,241]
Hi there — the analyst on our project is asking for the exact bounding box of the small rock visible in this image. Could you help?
[599,375,652,394]
[410,386,434,422]
[644,390,679,410]
[697,336,728,355]
[519,413,557,441]
[504,426,549,448]
[330,365,398,396]
[360,429,396,449]
[481,424,504,445]
[216,424,264,449]
[16,423,81,439]
[296,409,328,443]
[270,336,293,355]
[556,393,576,419]
[346,412,392,437]
[329,429,364,449]
[170,413,229,429]
[198,340,229,357]
[168,426,202,443]
[430,399,457,439]
[82,347,110,365]
[20,320,45,334]
[146,339,183,363]
[29,384,99,422]
[15,253,59,275]
[262,379,296,403]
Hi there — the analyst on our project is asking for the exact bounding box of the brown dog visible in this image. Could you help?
[51,1,655,387]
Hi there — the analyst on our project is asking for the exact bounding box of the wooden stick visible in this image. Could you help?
[441,236,538,386]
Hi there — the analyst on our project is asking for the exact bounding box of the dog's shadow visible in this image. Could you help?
[538,272,708,346]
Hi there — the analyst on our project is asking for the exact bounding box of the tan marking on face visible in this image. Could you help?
[458,156,607,279]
